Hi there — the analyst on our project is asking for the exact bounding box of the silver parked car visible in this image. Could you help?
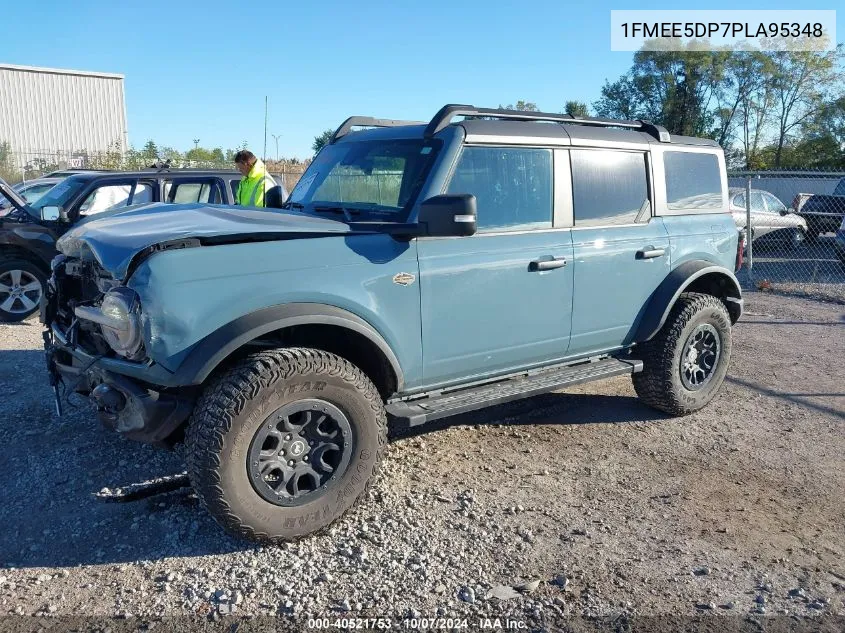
[729,187,808,249]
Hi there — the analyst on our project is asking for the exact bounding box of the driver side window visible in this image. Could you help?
[446,146,552,232]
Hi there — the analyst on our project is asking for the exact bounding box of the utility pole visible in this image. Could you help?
[271,133,282,161]
[263,96,268,162]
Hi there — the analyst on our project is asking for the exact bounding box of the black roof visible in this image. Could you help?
[63,169,242,183]
[331,103,721,149]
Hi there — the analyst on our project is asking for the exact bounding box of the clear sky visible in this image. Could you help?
[2,0,842,160]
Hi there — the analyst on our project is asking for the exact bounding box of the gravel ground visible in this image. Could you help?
[0,291,843,630]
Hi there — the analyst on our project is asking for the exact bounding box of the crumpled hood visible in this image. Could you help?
[57,202,358,280]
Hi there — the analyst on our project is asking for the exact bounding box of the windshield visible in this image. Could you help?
[28,177,88,214]
[288,138,441,219]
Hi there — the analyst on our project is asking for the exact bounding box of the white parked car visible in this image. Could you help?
[729,188,808,250]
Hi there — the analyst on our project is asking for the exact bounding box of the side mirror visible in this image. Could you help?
[418,194,477,237]
[40,206,62,222]
[779,208,788,216]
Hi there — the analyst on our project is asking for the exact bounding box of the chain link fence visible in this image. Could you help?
[1,148,308,195]
[728,170,845,303]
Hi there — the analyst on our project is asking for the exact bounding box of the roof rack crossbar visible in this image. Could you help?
[424,104,671,142]
[330,116,427,144]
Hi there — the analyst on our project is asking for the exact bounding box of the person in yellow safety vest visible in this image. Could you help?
[233,150,275,207]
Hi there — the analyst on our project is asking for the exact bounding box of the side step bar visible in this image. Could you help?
[386,357,642,427]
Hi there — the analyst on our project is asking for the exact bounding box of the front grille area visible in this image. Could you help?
[49,257,112,356]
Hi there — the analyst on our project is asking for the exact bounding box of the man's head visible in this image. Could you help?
[234,150,257,176]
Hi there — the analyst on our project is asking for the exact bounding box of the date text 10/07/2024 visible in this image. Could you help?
[620,22,824,39]
[306,617,528,630]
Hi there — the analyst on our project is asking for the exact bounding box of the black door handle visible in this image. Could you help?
[529,257,567,271]
[636,246,665,260]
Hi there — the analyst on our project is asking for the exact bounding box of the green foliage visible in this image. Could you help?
[0,141,19,183]
[595,44,845,169]
[312,129,334,154]
[564,101,589,117]
[142,140,158,161]
[500,101,539,111]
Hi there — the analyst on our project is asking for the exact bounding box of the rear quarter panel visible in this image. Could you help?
[662,214,738,270]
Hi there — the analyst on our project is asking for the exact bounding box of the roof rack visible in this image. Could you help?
[330,116,426,144]
[424,104,671,142]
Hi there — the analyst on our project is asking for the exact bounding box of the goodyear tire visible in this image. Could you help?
[632,293,732,416]
[185,348,386,542]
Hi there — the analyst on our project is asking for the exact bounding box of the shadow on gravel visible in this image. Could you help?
[743,321,843,326]
[725,375,845,420]
[390,392,669,441]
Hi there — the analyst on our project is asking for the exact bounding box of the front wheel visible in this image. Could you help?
[632,293,732,416]
[786,227,806,252]
[0,258,47,322]
[185,348,387,542]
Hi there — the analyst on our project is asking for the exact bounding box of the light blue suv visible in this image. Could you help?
[42,105,743,541]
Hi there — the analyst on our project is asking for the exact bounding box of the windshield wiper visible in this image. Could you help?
[313,206,361,222]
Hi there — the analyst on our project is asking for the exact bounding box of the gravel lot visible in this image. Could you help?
[0,291,843,629]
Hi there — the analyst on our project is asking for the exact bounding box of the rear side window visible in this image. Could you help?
[447,146,552,231]
[571,150,649,227]
[664,152,722,210]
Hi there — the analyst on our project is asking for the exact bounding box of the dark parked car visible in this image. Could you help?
[792,177,845,238]
[0,169,284,321]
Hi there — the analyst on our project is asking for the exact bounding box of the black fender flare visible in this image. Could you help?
[634,261,743,342]
[171,303,404,389]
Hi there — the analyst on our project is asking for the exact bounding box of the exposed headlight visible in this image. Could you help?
[100,288,143,359]
[71,287,145,360]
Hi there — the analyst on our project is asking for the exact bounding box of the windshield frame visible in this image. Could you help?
[288,137,443,222]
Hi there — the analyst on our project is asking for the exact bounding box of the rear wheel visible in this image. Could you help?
[185,348,386,542]
[785,227,806,252]
[632,293,732,416]
[0,258,46,322]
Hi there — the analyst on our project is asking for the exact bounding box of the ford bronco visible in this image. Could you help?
[38,105,743,542]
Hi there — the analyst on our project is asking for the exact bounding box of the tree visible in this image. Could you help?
[564,101,589,117]
[594,48,726,137]
[141,140,159,161]
[185,147,217,162]
[594,44,845,169]
[0,141,18,183]
[211,147,225,162]
[312,129,334,154]
[500,101,538,111]
[767,46,843,167]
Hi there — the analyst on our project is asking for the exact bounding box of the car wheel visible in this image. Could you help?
[186,348,387,542]
[632,292,732,416]
[0,258,47,322]
[786,227,806,252]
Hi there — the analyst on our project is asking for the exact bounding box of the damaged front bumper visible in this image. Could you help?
[43,322,194,445]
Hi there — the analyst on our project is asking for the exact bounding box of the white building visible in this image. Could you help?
[0,63,127,164]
